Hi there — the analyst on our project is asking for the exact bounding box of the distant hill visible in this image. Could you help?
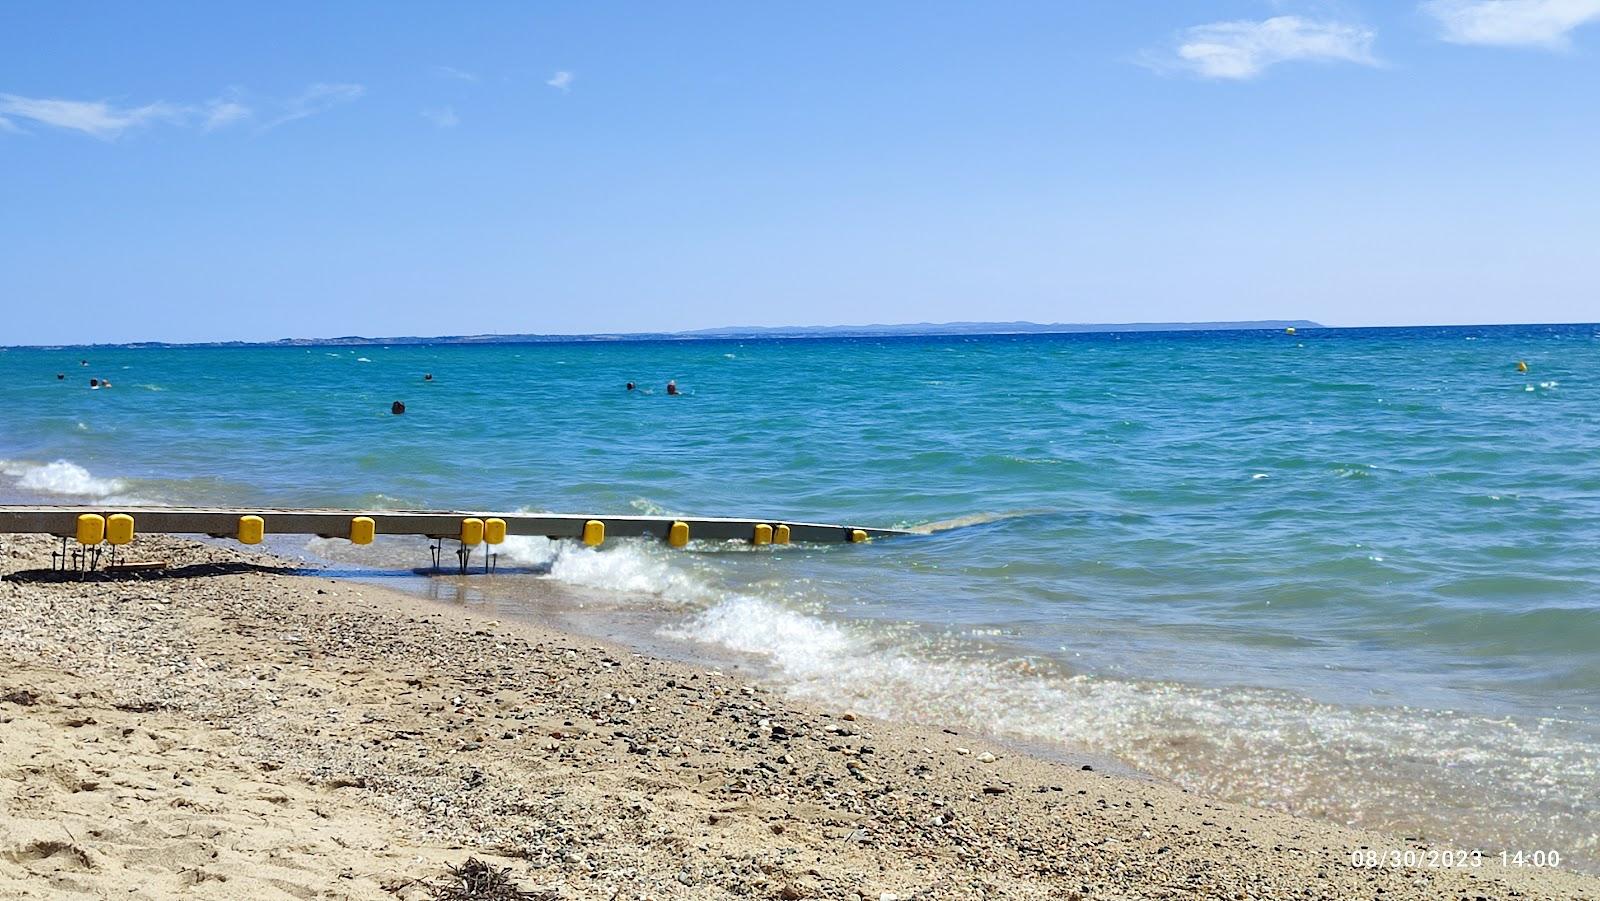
[45,320,1322,349]
[676,320,1321,339]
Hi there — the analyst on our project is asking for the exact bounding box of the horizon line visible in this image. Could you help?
[9,318,1600,350]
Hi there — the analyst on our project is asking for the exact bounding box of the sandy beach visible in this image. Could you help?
[1,533,1594,901]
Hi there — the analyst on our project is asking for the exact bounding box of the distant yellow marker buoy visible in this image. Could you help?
[1284,327,1296,335]
[849,529,869,543]
[1516,360,1528,372]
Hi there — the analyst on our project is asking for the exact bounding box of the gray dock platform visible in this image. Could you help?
[0,505,907,546]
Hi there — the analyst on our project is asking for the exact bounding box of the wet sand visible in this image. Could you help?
[2,533,1594,900]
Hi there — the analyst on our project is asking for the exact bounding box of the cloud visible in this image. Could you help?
[432,65,478,82]
[421,106,459,128]
[545,70,574,91]
[1159,16,1378,79]
[261,82,365,130]
[1422,0,1600,47]
[0,93,184,139]
[0,83,362,139]
[203,98,251,131]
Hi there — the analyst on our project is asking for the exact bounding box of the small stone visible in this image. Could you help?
[954,747,971,756]
[976,751,995,763]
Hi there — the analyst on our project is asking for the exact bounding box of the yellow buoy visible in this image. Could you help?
[773,524,791,545]
[75,513,105,546]
[237,515,265,545]
[459,517,484,547]
[349,516,375,545]
[484,518,507,545]
[1516,360,1528,372]
[753,523,773,546]
[1285,327,1296,335]
[668,521,690,548]
[583,520,605,546]
[106,513,135,546]
[849,529,869,544]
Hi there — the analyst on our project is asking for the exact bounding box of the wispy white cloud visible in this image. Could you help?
[0,83,364,139]
[432,65,478,82]
[421,106,459,128]
[261,82,366,130]
[1155,16,1378,80]
[0,93,185,139]
[1422,0,1600,48]
[545,70,574,91]
[203,98,251,131]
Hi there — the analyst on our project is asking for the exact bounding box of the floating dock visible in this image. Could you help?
[0,505,907,548]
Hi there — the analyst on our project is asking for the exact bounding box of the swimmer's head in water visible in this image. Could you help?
[424,373,433,381]
[626,382,635,391]
[56,373,64,380]
[89,378,99,387]
[666,380,679,395]
[391,401,406,415]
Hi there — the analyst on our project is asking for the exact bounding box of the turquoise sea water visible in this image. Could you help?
[2,326,1597,865]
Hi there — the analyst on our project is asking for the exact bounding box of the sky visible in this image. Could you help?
[2,1,1598,344]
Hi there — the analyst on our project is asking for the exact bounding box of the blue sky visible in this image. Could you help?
[2,2,1598,344]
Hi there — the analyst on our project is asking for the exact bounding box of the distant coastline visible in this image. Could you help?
[7,319,1323,350]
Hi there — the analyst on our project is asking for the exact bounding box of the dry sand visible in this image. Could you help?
[2,533,1595,900]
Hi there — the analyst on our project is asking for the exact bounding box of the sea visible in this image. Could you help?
[2,324,1597,868]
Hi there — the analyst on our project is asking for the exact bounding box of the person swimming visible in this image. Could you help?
[56,373,64,380]
[626,382,636,391]
[666,380,679,396]
[89,378,99,389]
[391,400,406,415]
[424,373,433,381]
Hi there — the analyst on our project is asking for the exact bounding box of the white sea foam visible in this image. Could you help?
[497,535,712,603]
[1,459,129,499]
[628,497,675,516]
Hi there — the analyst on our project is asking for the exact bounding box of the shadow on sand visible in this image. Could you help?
[2,561,314,583]
[2,561,552,583]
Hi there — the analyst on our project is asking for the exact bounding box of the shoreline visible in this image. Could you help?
[3,534,1595,899]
